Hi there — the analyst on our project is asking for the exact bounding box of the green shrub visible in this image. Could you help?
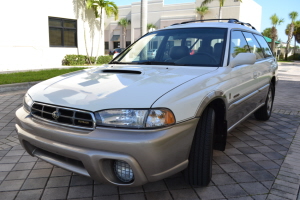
[288,53,300,60]
[63,55,113,66]
[63,55,86,66]
[279,53,284,60]
[89,56,96,64]
[97,55,113,64]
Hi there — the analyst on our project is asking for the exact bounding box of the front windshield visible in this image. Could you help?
[112,28,227,67]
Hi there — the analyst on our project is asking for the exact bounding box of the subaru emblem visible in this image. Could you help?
[52,111,60,120]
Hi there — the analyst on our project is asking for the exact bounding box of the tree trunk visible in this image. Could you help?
[123,27,126,48]
[270,26,277,54]
[285,24,294,61]
[81,3,91,64]
[95,7,103,64]
[201,15,204,21]
[218,6,222,21]
[83,22,92,64]
[294,35,297,60]
[271,39,275,55]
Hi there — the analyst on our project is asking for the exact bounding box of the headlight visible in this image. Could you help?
[95,108,175,128]
[145,109,176,128]
[23,93,33,112]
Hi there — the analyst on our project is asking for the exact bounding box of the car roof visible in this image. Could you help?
[163,22,260,35]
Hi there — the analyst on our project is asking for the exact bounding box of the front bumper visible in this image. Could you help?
[15,107,198,186]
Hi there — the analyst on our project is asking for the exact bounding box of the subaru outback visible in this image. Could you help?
[16,19,278,187]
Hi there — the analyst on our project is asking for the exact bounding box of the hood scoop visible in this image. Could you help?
[102,69,142,74]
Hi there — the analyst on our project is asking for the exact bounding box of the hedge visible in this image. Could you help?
[63,55,113,66]
[288,53,300,60]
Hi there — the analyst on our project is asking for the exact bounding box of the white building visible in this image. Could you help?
[0,0,261,72]
[0,0,103,72]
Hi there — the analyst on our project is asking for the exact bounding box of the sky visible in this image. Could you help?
[113,0,300,44]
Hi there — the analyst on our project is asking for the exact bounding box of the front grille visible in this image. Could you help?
[31,102,95,130]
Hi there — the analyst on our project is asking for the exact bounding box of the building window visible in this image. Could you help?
[105,42,109,50]
[49,17,77,47]
[126,41,131,47]
[113,42,120,49]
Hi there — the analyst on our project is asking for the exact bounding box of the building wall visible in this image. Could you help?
[0,0,102,71]
[104,0,262,50]
[239,0,262,31]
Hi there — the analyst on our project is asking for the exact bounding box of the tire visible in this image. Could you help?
[254,84,274,121]
[184,107,215,186]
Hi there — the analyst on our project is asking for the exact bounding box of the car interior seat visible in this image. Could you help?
[168,46,190,61]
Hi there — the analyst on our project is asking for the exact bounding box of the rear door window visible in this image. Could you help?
[242,32,264,60]
[253,34,273,58]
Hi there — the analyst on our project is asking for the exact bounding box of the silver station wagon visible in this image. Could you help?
[16,19,278,187]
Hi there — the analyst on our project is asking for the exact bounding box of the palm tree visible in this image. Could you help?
[286,20,300,59]
[118,18,131,48]
[147,23,157,32]
[261,28,272,38]
[201,0,242,20]
[285,11,298,60]
[196,6,209,21]
[86,0,118,63]
[270,14,284,54]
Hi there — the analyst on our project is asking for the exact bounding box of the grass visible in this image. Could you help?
[0,67,87,85]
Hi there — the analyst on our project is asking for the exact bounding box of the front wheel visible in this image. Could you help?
[184,107,215,186]
[254,84,274,121]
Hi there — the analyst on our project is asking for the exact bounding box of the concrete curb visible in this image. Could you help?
[0,81,40,93]
[267,115,300,200]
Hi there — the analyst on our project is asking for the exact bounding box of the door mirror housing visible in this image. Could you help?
[228,53,256,68]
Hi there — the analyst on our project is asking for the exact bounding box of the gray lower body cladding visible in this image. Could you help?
[15,107,198,186]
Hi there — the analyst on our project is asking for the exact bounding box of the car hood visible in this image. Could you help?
[28,65,217,111]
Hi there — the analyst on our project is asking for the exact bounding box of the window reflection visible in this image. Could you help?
[230,31,250,59]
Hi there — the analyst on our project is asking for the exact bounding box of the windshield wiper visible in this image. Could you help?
[110,61,136,64]
[137,61,183,65]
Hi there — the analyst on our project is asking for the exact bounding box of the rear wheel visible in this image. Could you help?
[184,107,215,186]
[254,84,274,121]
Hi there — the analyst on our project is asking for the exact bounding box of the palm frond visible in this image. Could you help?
[219,0,225,7]
[289,11,298,23]
[86,0,94,9]
[196,6,209,14]
[147,23,157,31]
[278,19,284,25]
[270,14,284,27]
[118,18,131,27]
[201,0,214,7]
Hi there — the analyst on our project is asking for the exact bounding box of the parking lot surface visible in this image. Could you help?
[0,62,300,200]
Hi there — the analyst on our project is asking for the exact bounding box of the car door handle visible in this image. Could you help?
[253,73,258,79]
[269,67,272,73]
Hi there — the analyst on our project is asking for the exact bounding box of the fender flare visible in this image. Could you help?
[195,90,228,118]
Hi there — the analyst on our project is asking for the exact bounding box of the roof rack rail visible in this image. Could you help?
[171,18,256,30]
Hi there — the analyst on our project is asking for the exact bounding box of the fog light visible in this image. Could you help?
[114,160,134,183]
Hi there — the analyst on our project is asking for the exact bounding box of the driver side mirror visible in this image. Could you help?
[228,53,256,68]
